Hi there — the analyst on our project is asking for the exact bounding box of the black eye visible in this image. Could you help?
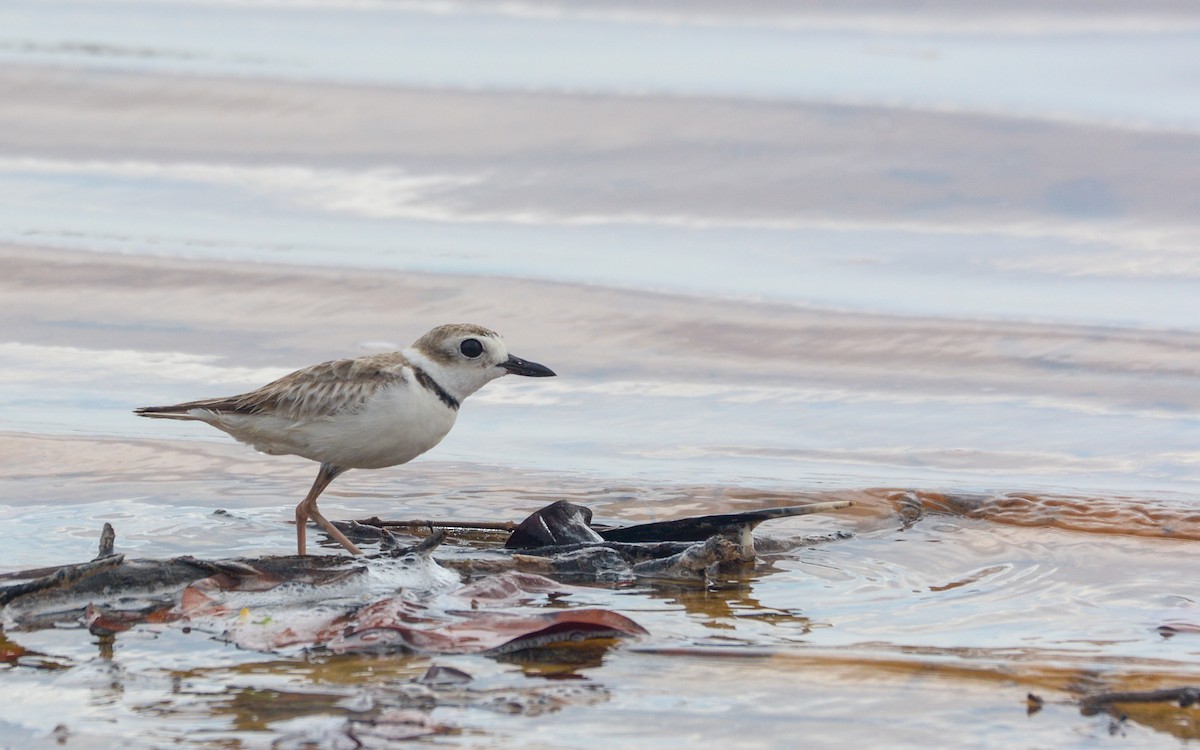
[459,338,484,358]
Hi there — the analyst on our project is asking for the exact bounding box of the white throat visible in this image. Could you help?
[402,346,503,403]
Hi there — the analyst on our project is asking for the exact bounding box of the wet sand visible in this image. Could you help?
[4,244,1199,495]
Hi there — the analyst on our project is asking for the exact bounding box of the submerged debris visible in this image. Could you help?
[0,498,853,655]
[0,553,126,609]
[594,501,853,543]
[1026,692,1045,715]
[506,500,605,548]
[314,594,648,656]
[494,499,853,581]
[267,662,609,748]
[629,534,743,579]
[177,569,647,655]
[272,708,455,748]
[1080,686,1200,714]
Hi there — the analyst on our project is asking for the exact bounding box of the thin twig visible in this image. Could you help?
[355,516,517,532]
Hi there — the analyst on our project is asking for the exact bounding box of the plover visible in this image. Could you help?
[135,324,555,556]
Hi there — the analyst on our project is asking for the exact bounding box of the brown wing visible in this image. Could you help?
[135,352,411,421]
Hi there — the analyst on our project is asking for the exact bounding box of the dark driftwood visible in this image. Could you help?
[598,501,853,542]
[1080,686,1200,713]
[2,499,856,617]
[348,500,859,582]
[0,534,446,618]
[0,554,126,607]
[353,500,855,545]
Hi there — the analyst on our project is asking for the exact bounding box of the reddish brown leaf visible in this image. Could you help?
[321,601,648,655]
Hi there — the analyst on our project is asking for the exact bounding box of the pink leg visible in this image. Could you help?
[294,463,362,556]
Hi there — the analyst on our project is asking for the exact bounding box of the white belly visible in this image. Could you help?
[206,384,458,469]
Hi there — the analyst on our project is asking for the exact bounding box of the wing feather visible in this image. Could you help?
[135,352,411,422]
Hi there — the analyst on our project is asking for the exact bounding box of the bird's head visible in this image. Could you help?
[408,323,555,401]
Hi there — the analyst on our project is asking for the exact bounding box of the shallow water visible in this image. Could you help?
[2,1,1200,747]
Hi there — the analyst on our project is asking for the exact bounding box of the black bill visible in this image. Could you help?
[500,354,556,377]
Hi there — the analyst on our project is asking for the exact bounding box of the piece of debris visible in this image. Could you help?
[170,569,646,655]
[1157,622,1200,638]
[419,665,473,686]
[317,598,648,656]
[1026,692,1044,715]
[0,553,127,609]
[490,500,853,582]
[505,500,604,548]
[596,501,852,543]
[95,522,116,560]
[1,498,854,656]
[630,534,743,579]
[1080,686,1200,714]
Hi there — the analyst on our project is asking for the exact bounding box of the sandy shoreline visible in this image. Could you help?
[5,243,1199,410]
[4,243,1199,499]
[2,65,1198,240]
